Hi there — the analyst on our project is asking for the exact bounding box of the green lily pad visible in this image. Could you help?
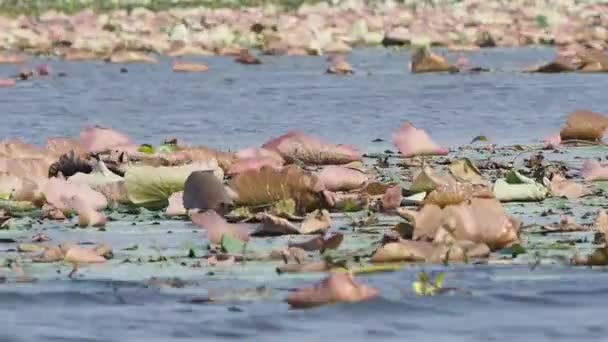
[220,234,246,254]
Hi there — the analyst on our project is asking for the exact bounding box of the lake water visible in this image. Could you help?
[1,46,608,342]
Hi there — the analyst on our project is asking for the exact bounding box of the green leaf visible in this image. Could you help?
[494,170,548,202]
[220,234,246,254]
[500,244,527,257]
[448,158,483,183]
[138,144,155,154]
[434,272,445,289]
[470,135,489,144]
[157,143,178,154]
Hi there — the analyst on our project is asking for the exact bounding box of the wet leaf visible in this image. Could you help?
[220,234,246,254]
[448,158,483,183]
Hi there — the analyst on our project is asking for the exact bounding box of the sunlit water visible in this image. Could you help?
[1,47,608,341]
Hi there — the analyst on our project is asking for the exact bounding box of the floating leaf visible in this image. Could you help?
[470,135,489,144]
[220,234,246,254]
[138,144,155,155]
[448,158,483,183]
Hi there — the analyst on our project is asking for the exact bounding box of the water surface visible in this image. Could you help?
[1,47,608,342]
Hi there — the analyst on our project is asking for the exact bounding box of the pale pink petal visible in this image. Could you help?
[0,79,15,88]
[287,273,379,309]
[63,245,107,264]
[191,210,251,244]
[393,123,448,158]
[228,156,283,175]
[317,165,368,192]
[67,195,107,228]
[381,185,402,210]
[44,177,108,212]
[263,131,361,165]
[45,137,86,157]
[165,191,187,216]
[543,133,561,149]
[582,160,608,181]
[79,125,132,153]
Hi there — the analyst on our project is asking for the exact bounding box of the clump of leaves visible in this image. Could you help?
[536,15,549,29]
[413,271,444,296]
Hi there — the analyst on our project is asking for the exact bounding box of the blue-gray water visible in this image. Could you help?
[1,47,607,151]
[1,47,608,342]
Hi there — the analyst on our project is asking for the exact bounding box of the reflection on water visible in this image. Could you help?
[2,47,608,341]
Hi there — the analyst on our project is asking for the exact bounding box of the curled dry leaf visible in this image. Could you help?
[438,198,520,250]
[41,203,66,220]
[288,233,344,252]
[545,174,592,199]
[183,170,232,212]
[595,210,608,242]
[448,158,483,183]
[398,204,442,241]
[425,183,494,208]
[371,240,434,262]
[263,131,361,165]
[166,191,187,216]
[410,46,458,73]
[80,125,133,153]
[560,110,608,141]
[270,247,310,263]
[410,166,453,193]
[0,172,39,202]
[191,210,251,244]
[277,261,329,274]
[381,185,402,211]
[286,273,379,309]
[254,213,301,236]
[545,215,586,232]
[317,165,368,192]
[326,55,353,74]
[172,61,209,72]
[300,209,332,234]
[582,160,608,181]
[322,191,368,211]
[229,165,325,210]
[394,123,448,158]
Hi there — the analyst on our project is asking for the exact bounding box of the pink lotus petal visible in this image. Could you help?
[165,191,187,216]
[543,133,561,149]
[0,79,15,88]
[228,156,283,175]
[317,165,368,192]
[393,123,448,158]
[191,210,251,244]
[45,137,85,157]
[36,64,51,76]
[63,245,106,264]
[582,160,608,181]
[381,185,402,210]
[287,273,379,309]
[44,177,108,212]
[263,131,361,165]
[79,125,132,153]
[67,195,106,228]
[235,147,284,162]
